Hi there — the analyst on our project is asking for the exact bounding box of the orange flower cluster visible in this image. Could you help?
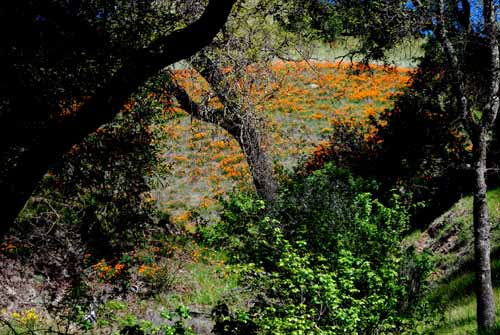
[172,211,192,224]
[305,141,335,172]
[190,248,201,263]
[0,242,16,254]
[157,60,409,223]
[92,259,125,281]
[138,264,159,277]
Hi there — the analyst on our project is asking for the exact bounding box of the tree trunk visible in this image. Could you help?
[472,130,496,332]
[165,69,278,202]
[189,54,278,202]
[229,121,278,203]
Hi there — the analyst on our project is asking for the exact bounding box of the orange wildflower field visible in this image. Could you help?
[155,61,410,223]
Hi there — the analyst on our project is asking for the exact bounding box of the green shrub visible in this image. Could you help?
[208,164,434,334]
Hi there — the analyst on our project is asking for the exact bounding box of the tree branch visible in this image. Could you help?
[0,0,237,238]
[482,0,500,129]
[435,0,477,135]
[59,0,237,151]
[164,71,237,132]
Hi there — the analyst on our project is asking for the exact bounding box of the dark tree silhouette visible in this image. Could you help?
[0,0,237,239]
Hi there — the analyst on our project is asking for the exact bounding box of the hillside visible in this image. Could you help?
[5,1,500,334]
[0,61,412,334]
[410,189,500,334]
[158,61,410,225]
[4,58,499,334]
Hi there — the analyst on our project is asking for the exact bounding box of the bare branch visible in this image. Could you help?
[435,0,477,135]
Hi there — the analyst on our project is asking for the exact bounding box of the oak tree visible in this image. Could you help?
[0,0,237,239]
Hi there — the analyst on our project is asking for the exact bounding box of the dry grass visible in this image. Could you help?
[157,61,410,223]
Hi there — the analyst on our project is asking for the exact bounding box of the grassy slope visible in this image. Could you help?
[412,189,500,334]
[159,61,409,225]
[281,37,424,69]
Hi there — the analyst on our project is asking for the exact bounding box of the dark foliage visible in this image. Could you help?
[11,79,172,288]
[0,0,237,237]
[301,37,500,230]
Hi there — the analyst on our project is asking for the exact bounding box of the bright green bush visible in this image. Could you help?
[209,164,433,334]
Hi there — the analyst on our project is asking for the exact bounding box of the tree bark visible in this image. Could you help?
[435,0,498,330]
[166,66,278,202]
[0,0,237,240]
[472,131,496,332]
[232,121,278,203]
[189,54,278,202]
[474,0,499,330]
